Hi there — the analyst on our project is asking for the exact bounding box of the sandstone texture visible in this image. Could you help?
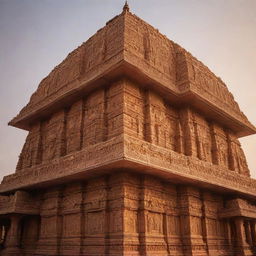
[0,4,256,256]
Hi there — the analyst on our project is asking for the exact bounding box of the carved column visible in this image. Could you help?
[200,192,210,255]
[234,217,248,256]
[226,132,235,171]
[175,120,184,154]
[4,215,22,254]
[143,90,153,143]
[210,124,220,165]
[245,220,253,246]
[178,187,207,256]
[179,109,197,157]
[250,220,256,247]
[225,220,233,249]
[138,177,148,256]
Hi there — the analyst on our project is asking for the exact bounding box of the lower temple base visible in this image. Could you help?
[0,171,255,256]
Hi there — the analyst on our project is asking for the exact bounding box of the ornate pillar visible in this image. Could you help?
[225,220,233,250]
[245,220,253,246]
[234,217,248,256]
[250,220,256,247]
[4,215,22,254]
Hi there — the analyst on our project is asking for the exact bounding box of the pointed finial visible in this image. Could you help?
[123,0,130,12]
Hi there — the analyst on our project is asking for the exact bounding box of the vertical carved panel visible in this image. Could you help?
[210,124,229,168]
[66,100,84,154]
[165,103,179,151]
[83,89,105,146]
[147,212,163,234]
[144,90,153,143]
[107,81,124,139]
[143,32,151,61]
[178,186,207,255]
[16,122,42,171]
[227,132,250,176]
[20,216,41,252]
[142,176,169,254]
[175,46,190,91]
[143,91,168,147]
[82,177,107,255]
[37,188,63,255]
[179,108,197,156]
[123,80,145,140]
[193,112,212,162]
[42,111,66,161]
[61,180,83,255]
[87,211,105,234]
[122,173,141,255]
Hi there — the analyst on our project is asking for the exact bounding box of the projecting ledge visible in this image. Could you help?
[0,135,256,202]
[0,191,40,215]
[219,198,256,219]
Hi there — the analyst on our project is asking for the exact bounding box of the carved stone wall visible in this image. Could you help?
[1,171,256,256]
[1,6,256,256]
[15,79,250,178]
[9,9,255,139]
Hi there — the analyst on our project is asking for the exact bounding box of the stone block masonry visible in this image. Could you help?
[0,3,256,256]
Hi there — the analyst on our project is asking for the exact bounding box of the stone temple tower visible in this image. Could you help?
[0,4,256,256]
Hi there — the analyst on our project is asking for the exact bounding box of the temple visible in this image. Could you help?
[0,3,256,256]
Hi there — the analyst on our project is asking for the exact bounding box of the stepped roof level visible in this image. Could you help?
[8,3,256,137]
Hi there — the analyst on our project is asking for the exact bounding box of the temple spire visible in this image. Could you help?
[123,1,130,12]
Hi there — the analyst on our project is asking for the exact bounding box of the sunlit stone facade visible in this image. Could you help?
[0,4,256,256]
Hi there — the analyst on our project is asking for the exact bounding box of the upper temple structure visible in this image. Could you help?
[1,4,256,256]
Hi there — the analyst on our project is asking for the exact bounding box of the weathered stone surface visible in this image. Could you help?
[1,4,256,256]
[9,8,256,137]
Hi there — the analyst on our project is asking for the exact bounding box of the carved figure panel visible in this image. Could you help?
[40,216,58,238]
[145,91,168,147]
[190,216,203,236]
[107,82,124,139]
[41,111,66,161]
[83,89,105,146]
[213,125,229,168]
[66,100,84,153]
[87,211,105,235]
[62,192,82,212]
[63,214,81,237]
[229,135,250,176]
[193,112,212,162]
[85,178,107,211]
[124,209,137,233]
[16,123,41,170]
[109,210,123,233]
[167,215,181,235]
[147,211,163,234]
[206,218,218,236]
[123,81,145,140]
[165,103,179,151]
[179,108,198,156]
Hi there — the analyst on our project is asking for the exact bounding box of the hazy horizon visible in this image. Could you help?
[0,0,255,181]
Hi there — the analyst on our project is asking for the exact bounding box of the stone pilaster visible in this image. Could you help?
[178,186,207,256]
[3,215,22,256]
[250,221,256,246]
[179,109,197,157]
[234,218,249,256]
[245,221,253,246]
